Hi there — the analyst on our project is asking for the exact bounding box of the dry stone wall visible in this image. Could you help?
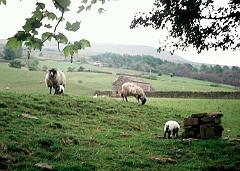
[184,112,224,139]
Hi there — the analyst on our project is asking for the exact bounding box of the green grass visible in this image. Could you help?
[0,92,240,170]
[0,62,238,96]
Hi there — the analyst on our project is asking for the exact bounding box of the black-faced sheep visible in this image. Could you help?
[164,120,180,139]
[120,82,147,105]
[45,68,66,94]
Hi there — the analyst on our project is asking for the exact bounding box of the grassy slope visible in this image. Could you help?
[0,92,240,170]
[0,62,237,96]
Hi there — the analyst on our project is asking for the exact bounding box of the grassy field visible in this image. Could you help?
[0,62,238,96]
[0,62,240,170]
[0,92,240,170]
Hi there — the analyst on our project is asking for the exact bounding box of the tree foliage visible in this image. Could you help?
[1,0,108,62]
[91,52,240,86]
[131,0,240,53]
[9,59,22,68]
[3,46,22,60]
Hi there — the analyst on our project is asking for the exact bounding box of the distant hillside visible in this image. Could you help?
[0,39,189,63]
[79,42,189,63]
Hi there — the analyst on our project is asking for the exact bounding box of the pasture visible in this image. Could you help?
[0,61,237,96]
[0,92,240,170]
[0,62,240,170]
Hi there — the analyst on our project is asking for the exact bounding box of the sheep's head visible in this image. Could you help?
[140,97,147,105]
[48,68,57,78]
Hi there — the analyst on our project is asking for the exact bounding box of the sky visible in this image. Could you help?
[0,0,239,66]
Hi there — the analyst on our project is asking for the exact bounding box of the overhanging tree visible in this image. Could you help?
[130,0,240,53]
[0,0,107,62]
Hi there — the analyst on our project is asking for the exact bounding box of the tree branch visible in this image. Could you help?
[42,10,64,44]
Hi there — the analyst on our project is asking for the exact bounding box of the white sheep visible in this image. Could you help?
[164,120,180,139]
[45,68,66,94]
[120,82,147,105]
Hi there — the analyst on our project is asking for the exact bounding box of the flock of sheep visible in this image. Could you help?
[44,68,180,139]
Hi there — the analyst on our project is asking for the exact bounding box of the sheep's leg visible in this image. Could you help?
[137,95,141,103]
[136,96,140,103]
[54,88,59,94]
[49,87,52,94]
[168,132,171,139]
[121,93,125,101]
[164,131,167,139]
[175,133,179,139]
[125,96,128,101]
[175,128,179,138]
[165,125,171,139]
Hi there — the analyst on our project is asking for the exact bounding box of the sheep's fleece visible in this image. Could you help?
[121,82,147,105]
[164,120,180,139]
[45,68,66,94]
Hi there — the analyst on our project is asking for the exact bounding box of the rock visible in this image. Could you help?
[35,163,53,170]
[150,156,176,163]
[184,117,199,126]
[182,138,192,145]
[191,113,207,118]
[21,113,38,120]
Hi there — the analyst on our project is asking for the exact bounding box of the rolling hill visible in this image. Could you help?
[0,39,189,63]
[78,42,189,63]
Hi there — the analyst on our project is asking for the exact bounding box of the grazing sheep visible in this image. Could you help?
[164,120,180,139]
[121,82,147,105]
[45,68,66,94]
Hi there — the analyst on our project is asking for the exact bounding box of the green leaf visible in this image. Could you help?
[23,18,42,32]
[77,5,85,13]
[6,38,22,49]
[86,5,91,11]
[0,0,6,5]
[32,10,43,20]
[91,0,97,4]
[98,8,105,14]
[81,0,88,3]
[36,2,45,10]
[73,39,91,50]
[65,21,81,32]
[99,0,105,4]
[44,24,52,28]
[63,39,90,57]
[45,11,57,20]
[79,39,91,49]
[53,0,71,12]
[55,33,68,44]
[42,32,52,41]
[14,31,31,41]
[63,45,74,57]
[27,37,43,50]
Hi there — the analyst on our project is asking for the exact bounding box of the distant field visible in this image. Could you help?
[0,61,238,96]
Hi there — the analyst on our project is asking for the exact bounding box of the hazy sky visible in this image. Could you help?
[0,0,239,66]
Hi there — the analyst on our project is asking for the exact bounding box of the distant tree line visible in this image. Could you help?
[90,53,240,87]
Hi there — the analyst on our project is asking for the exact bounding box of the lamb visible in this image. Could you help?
[164,120,180,139]
[120,82,147,105]
[45,68,66,94]
[55,84,65,94]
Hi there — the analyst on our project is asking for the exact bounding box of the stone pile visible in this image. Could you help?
[184,112,224,139]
